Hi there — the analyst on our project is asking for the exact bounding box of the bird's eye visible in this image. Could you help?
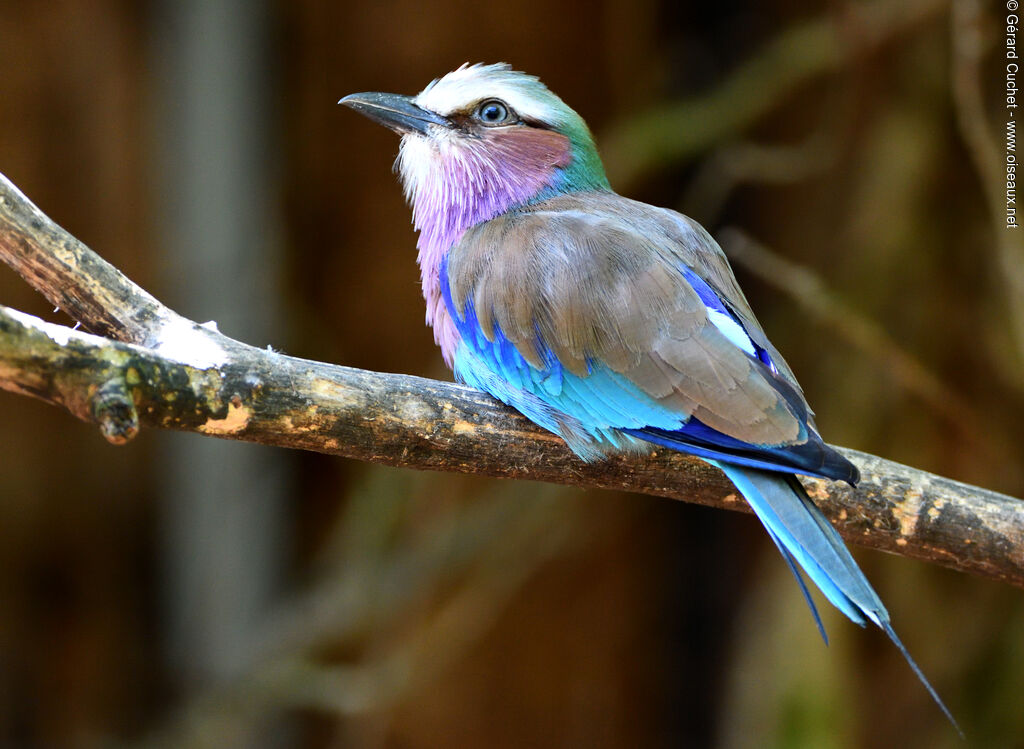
[475,99,513,126]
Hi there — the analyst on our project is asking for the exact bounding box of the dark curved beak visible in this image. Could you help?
[339,92,450,135]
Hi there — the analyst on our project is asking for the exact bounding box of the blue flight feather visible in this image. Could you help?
[764,525,830,645]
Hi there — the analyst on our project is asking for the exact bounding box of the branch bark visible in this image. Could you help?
[1,171,1023,588]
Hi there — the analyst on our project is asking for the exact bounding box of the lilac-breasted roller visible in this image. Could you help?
[340,63,957,728]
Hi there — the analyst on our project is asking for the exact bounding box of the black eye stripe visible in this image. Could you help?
[519,116,552,130]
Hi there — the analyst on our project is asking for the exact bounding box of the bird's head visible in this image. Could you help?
[340,63,609,243]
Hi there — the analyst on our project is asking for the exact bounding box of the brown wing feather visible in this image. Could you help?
[447,191,807,446]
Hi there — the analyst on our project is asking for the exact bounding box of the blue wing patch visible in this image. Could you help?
[681,267,778,374]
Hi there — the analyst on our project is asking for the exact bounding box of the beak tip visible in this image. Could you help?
[336,92,450,135]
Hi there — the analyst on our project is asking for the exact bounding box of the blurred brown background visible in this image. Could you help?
[1,0,1022,747]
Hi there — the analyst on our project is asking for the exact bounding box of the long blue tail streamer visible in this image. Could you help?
[710,460,962,736]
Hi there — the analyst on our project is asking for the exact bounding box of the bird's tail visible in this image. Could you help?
[711,460,961,735]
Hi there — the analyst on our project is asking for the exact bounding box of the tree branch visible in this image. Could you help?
[1,171,1022,588]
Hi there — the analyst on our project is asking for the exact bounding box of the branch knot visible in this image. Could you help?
[91,376,139,445]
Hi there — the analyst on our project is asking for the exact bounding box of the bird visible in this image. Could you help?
[340,62,958,730]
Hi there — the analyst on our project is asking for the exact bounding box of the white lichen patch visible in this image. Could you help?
[801,478,831,502]
[398,398,432,423]
[891,485,924,538]
[452,419,476,435]
[199,401,252,434]
[310,377,365,408]
[151,317,228,368]
[280,413,316,434]
[4,307,103,348]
